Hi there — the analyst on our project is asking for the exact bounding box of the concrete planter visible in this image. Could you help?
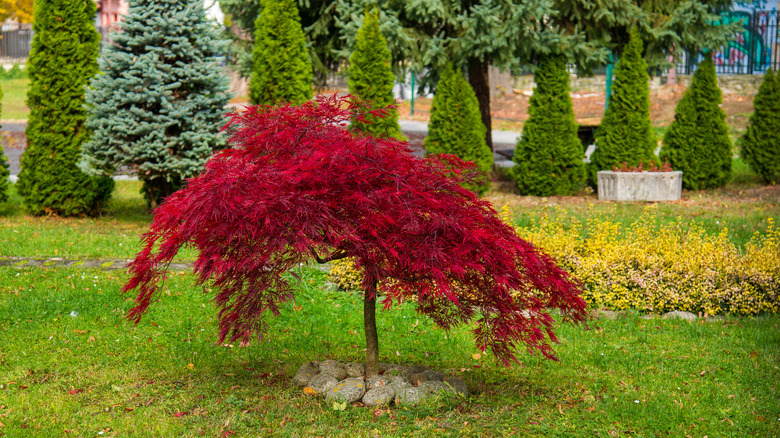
[597,171,682,202]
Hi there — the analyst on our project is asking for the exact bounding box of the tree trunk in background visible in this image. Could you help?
[468,57,493,151]
[363,281,379,377]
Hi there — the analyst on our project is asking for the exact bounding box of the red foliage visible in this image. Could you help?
[612,158,674,173]
[123,95,587,364]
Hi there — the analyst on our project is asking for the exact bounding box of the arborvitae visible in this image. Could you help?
[0,83,8,204]
[740,69,780,184]
[660,56,732,189]
[250,0,312,105]
[16,0,113,216]
[512,54,584,195]
[82,0,231,209]
[589,28,657,184]
[425,63,492,195]
[348,10,405,140]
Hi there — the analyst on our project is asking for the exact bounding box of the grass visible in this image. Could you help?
[0,78,29,120]
[0,266,778,437]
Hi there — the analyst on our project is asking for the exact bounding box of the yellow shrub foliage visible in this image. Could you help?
[328,206,779,315]
[508,205,779,315]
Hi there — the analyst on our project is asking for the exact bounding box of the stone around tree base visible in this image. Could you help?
[662,311,697,320]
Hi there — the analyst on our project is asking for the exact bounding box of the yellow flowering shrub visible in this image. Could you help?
[511,206,779,315]
[329,206,779,315]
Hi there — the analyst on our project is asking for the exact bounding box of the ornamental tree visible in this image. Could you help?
[249,0,312,105]
[512,54,584,195]
[740,69,780,184]
[347,10,404,140]
[16,0,113,216]
[82,0,231,209]
[660,56,732,189]
[124,95,587,377]
[424,63,492,194]
[589,28,658,184]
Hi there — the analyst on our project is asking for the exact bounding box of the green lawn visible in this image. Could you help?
[1,266,778,437]
[0,78,29,120]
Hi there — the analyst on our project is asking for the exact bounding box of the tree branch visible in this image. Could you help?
[310,248,349,264]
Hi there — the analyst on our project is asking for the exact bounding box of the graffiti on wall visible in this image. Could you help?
[712,7,779,73]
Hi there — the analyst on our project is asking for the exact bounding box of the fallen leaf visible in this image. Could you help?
[72,329,89,335]
[174,411,188,418]
[186,363,195,370]
[750,351,758,359]
[68,389,84,395]
[303,387,317,396]
[472,353,482,360]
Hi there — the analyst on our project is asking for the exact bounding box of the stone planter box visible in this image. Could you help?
[597,171,683,202]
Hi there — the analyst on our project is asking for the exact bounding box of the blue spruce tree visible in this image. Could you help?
[82,0,231,208]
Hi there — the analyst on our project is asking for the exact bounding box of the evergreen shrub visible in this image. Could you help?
[589,28,657,184]
[0,83,8,204]
[512,54,584,195]
[660,56,732,189]
[250,0,312,105]
[739,69,780,184]
[82,0,231,209]
[348,10,405,140]
[424,63,492,194]
[16,0,113,216]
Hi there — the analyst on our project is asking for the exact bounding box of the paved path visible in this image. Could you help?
[0,256,192,271]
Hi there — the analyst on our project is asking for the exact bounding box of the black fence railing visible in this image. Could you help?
[678,9,780,75]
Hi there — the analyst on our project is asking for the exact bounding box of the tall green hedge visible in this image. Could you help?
[82,0,231,209]
[424,63,492,195]
[348,10,405,140]
[740,69,780,184]
[16,0,113,216]
[660,56,732,189]
[512,54,584,195]
[0,83,9,204]
[589,28,657,184]
[250,0,312,105]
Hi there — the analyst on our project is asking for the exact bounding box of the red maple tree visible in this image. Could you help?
[123,95,587,376]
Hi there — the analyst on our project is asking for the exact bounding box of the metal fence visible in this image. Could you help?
[1,26,113,62]
[678,9,780,75]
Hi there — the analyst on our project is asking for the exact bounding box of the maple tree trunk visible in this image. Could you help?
[364,282,379,377]
[468,56,493,152]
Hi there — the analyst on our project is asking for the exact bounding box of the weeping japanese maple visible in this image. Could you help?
[124,95,587,376]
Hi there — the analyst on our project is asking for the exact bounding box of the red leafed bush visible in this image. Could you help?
[123,95,587,368]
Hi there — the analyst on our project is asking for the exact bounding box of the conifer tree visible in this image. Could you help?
[0,83,8,204]
[740,69,780,184]
[348,10,405,140]
[249,0,312,105]
[425,63,492,195]
[16,0,113,216]
[660,56,732,189]
[82,0,231,209]
[512,54,584,195]
[589,28,657,184]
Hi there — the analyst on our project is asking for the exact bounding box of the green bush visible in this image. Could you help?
[589,28,657,184]
[348,10,405,140]
[512,54,584,195]
[0,64,27,80]
[660,56,732,189]
[249,0,312,105]
[16,0,113,216]
[82,0,231,209]
[0,83,8,204]
[740,69,780,184]
[424,63,492,194]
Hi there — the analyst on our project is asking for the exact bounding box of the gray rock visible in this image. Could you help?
[443,377,469,397]
[306,374,338,395]
[326,379,366,404]
[362,386,395,407]
[589,309,620,320]
[320,364,347,381]
[320,359,342,368]
[366,375,390,389]
[394,386,423,406]
[409,372,429,386]
[344,362,365,378]
[292,362,320,387]
[423,369,444,381]
[382,366,408,377]
[389,375,410,384]
[662,311,697,321]
[378,362,393,373]
[419,380,454,397]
